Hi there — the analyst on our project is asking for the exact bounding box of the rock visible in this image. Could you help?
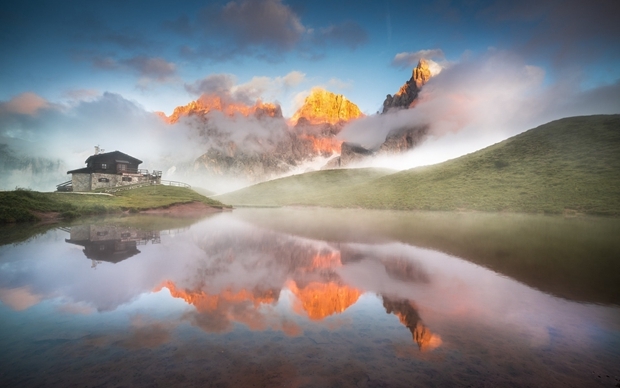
[323,142,374,168]
[382,59,432,113]
[163,94,283,124]
[292,88,364,125]
[378,125,429,154]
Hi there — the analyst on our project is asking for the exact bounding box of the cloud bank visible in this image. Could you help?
[339,49,620,169]
[0,91,289,191]
[179,0,368,62]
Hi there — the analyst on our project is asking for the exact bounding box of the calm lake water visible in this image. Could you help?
[1,208,619,387]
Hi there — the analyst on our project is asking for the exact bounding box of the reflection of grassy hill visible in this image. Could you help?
[0,186,229,223]
[220,115,620,215]
[236,208,620,305]
[216,168,394,207]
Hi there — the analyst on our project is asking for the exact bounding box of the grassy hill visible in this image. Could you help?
[216,167,394,207]
[219,115,620,215]
[0,185,229,223]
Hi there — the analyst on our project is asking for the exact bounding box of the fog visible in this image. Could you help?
[2,50,619,192]
[0,92,289,192]
[339,50,620,170]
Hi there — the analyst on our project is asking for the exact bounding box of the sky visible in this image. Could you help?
[1,0,619,190]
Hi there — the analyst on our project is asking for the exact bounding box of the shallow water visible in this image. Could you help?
[0,209,619,387]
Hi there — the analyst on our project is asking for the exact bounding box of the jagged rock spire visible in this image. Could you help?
[382,59,432,113]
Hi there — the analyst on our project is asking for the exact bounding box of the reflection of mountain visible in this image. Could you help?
[287,281,361,320]
[157,224,437,340]
[161,280,280,333]
[382,296,442,351]
[65,224,161,264]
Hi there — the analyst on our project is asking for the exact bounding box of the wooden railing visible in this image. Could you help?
[160,180,191,188]
[56,180,73,192]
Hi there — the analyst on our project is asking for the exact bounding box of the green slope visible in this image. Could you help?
[0,185,229,223]
[216,168,395,207]
[220,115,620,215]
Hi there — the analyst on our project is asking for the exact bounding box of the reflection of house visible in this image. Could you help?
[62,148,162,192]
[65,224,160,264]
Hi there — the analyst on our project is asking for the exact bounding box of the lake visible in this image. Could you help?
[1,208,619,387]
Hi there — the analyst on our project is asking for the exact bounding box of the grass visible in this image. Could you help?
[219,115,620,216]
[0,185,229,223]
[216,168,394,206]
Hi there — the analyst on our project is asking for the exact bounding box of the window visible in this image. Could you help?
[118,164,126,171]
[122,176,132,182]
[101,163,107,169]
[98,177,109,183]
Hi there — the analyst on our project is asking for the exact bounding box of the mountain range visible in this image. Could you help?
[157,60,435,187]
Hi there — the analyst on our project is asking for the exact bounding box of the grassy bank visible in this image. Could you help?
[0,185,229,223]
[219,115,620,215]
[216,168,393,207]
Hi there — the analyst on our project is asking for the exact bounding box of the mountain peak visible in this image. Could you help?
[382,59,433,113]
[413,59,432,88]
[162,95,282,124]
[292,88,363,125]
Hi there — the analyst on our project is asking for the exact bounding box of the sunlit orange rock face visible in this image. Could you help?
[288,281,361,320]
[292,88,363,126]
[382,58,433,113]
[162,94,282,124]
[298,134,342,155]
[412,58,432,88]
[158,281,277,311]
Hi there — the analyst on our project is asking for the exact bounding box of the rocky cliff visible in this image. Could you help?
[162,94,282,124]
[382,59,432,113]
[291,88,363,125]
[160,69,434,186]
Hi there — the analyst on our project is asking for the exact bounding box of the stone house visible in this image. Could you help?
[65,150,161,192]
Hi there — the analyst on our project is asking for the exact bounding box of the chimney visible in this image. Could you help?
[94,145,100,155]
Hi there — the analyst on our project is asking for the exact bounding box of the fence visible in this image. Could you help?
[159,180,191,188]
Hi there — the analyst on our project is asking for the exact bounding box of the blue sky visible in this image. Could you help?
[2,0,618,116]
[1,0,619,192]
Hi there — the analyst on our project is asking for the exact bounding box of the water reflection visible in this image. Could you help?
[0,210,619,387]
[382,296,442,352]
[65,224,160,265]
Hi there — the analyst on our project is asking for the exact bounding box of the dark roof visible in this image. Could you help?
[67,167,91,174]
[65,239,141,263]
[85,151,142,165]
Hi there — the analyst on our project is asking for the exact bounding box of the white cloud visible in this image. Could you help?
[340,49,620,170]
[0,92,50,116]
[392,49,445,69]
[186,71,306,105]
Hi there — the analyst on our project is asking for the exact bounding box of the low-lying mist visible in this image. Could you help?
[339,50,620,170]
[0,92,290,193]
[1,49,618,193]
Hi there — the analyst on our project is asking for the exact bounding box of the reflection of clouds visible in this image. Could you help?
[1,210,614,361]
[117,316,173,349]
[0,286,41,310]
[81,315,175,350]
[56,302,95,315]
[161,282,303,336]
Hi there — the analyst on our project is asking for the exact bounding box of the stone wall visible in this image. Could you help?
[90,173,153,191]
[72,173,91,192]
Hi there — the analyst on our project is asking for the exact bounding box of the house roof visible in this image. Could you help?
[85,150,142,165]
[67,167,91,174]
